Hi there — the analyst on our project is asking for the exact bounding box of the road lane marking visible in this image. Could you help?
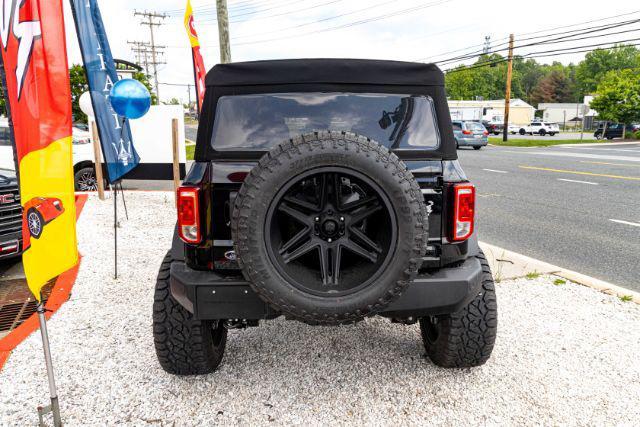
[558,147,640,153]
[609,219,640,227]
[580,161,639,167]
[514,151,640,162]
[557,178,598,185]
[482,168,508,173]
[518,165,640,181]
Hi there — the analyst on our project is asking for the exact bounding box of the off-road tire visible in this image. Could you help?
[419,251,497,368]
[153,252,227,375]
[232,131,429,325]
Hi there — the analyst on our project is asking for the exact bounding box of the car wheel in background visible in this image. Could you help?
[549,132,556,136]
[519,129,526,135]
[493,131,500,135]
[75,167,98,191]
[473,146,481,150]
[539,129,546,136]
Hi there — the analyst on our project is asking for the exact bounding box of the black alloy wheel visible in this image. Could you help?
[265,167,397,297]
[75,167,98,191]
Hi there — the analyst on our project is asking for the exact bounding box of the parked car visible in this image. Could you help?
[594,123,640,140]
[0,168,21,260]
[517,121,559,136]
[154,59,498,375]
[482,120,503,135]
[507,124,520,134]
[453,120,489,149]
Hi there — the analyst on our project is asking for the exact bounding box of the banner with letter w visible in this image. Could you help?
[70,0,140,183]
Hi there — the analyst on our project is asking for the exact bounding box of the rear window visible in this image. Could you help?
[210,92,440,151]
[466,122,486,131]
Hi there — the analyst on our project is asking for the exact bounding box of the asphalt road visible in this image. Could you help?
[458,142,640,291]
[185,124,198,142]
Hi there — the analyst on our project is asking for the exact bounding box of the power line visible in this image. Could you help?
[443,38,640,73]
[436,18,640,66]
[417,9,640,63]
[233,0,452,46]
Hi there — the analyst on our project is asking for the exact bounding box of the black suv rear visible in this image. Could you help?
[0,168,22,260]
[153,59,497,375]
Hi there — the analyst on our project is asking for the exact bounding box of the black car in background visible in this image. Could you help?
[0,168,22,260]
[594,123,640,140]
[482,121,503,135]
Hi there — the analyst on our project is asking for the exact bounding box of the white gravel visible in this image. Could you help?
[1,192,639,425]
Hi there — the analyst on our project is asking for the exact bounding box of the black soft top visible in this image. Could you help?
[205,58,444,87]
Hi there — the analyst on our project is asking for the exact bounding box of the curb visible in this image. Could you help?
[479,242,640,304]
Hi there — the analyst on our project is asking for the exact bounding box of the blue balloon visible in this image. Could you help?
[109,79,151,119]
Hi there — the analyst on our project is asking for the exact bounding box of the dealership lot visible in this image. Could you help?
[1,193,639,424]
[459,142,640,291]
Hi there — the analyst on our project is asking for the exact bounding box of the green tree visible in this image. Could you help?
[589,68,640,138]
[69,64,89,122]
[575,45,640,94]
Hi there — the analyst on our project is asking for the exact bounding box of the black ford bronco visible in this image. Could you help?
[153,59,497,375]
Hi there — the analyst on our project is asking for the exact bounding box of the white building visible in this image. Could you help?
[538,98,598,128]
[448,99,535,125]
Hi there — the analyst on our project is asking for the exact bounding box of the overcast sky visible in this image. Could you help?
[61,0,640,103]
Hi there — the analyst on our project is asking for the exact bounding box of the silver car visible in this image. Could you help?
[452,121,488,150]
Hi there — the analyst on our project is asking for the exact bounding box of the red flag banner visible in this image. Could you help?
[184,0,207,112]
[0,0,78,299]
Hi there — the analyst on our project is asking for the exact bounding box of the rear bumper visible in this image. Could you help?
[169,256,484,321]
[457,137,488,147]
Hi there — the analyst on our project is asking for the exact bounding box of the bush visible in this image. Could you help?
[632,131,640,140]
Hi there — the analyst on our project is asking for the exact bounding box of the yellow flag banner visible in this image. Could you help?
[0,0,78,300]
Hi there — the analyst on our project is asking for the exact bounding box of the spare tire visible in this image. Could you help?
[231,131,429,325]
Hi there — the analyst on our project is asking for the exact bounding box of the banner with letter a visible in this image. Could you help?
[0,0,78,300]
[70,0,140,183]
[184,0,207,112]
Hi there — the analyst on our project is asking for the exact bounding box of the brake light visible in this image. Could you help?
[177,186,201,244]
[483,130,489,136]
[450,183,475,241]
[462,130,472,135]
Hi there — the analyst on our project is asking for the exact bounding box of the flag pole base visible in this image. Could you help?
[35,302,62,426]
[37,397,61,427]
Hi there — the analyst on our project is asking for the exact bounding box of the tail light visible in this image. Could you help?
[177,186,201,244]
[483,130,489,136]
[450,183,475,242]
[462,130,472,135]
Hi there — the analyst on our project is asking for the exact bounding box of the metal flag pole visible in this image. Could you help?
[36,300,62,427]
[118,181,128,220]
[113,182,118,279]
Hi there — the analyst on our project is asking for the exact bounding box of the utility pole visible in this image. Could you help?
[134,10,167,102]
[502,34,514,142]
[127,41,151,76]
[216,0,232,63]
[483,35,491,54]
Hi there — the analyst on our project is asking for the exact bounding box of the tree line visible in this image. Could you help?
[444,45,640,107]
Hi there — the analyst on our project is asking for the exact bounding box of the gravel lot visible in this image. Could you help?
[1,192,639,425]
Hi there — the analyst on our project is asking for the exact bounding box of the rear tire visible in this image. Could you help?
[519,129,526,135]
[473,146,482,150]
[539,129,546,136]
[419,251,497,368]
[153,252,227,375]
